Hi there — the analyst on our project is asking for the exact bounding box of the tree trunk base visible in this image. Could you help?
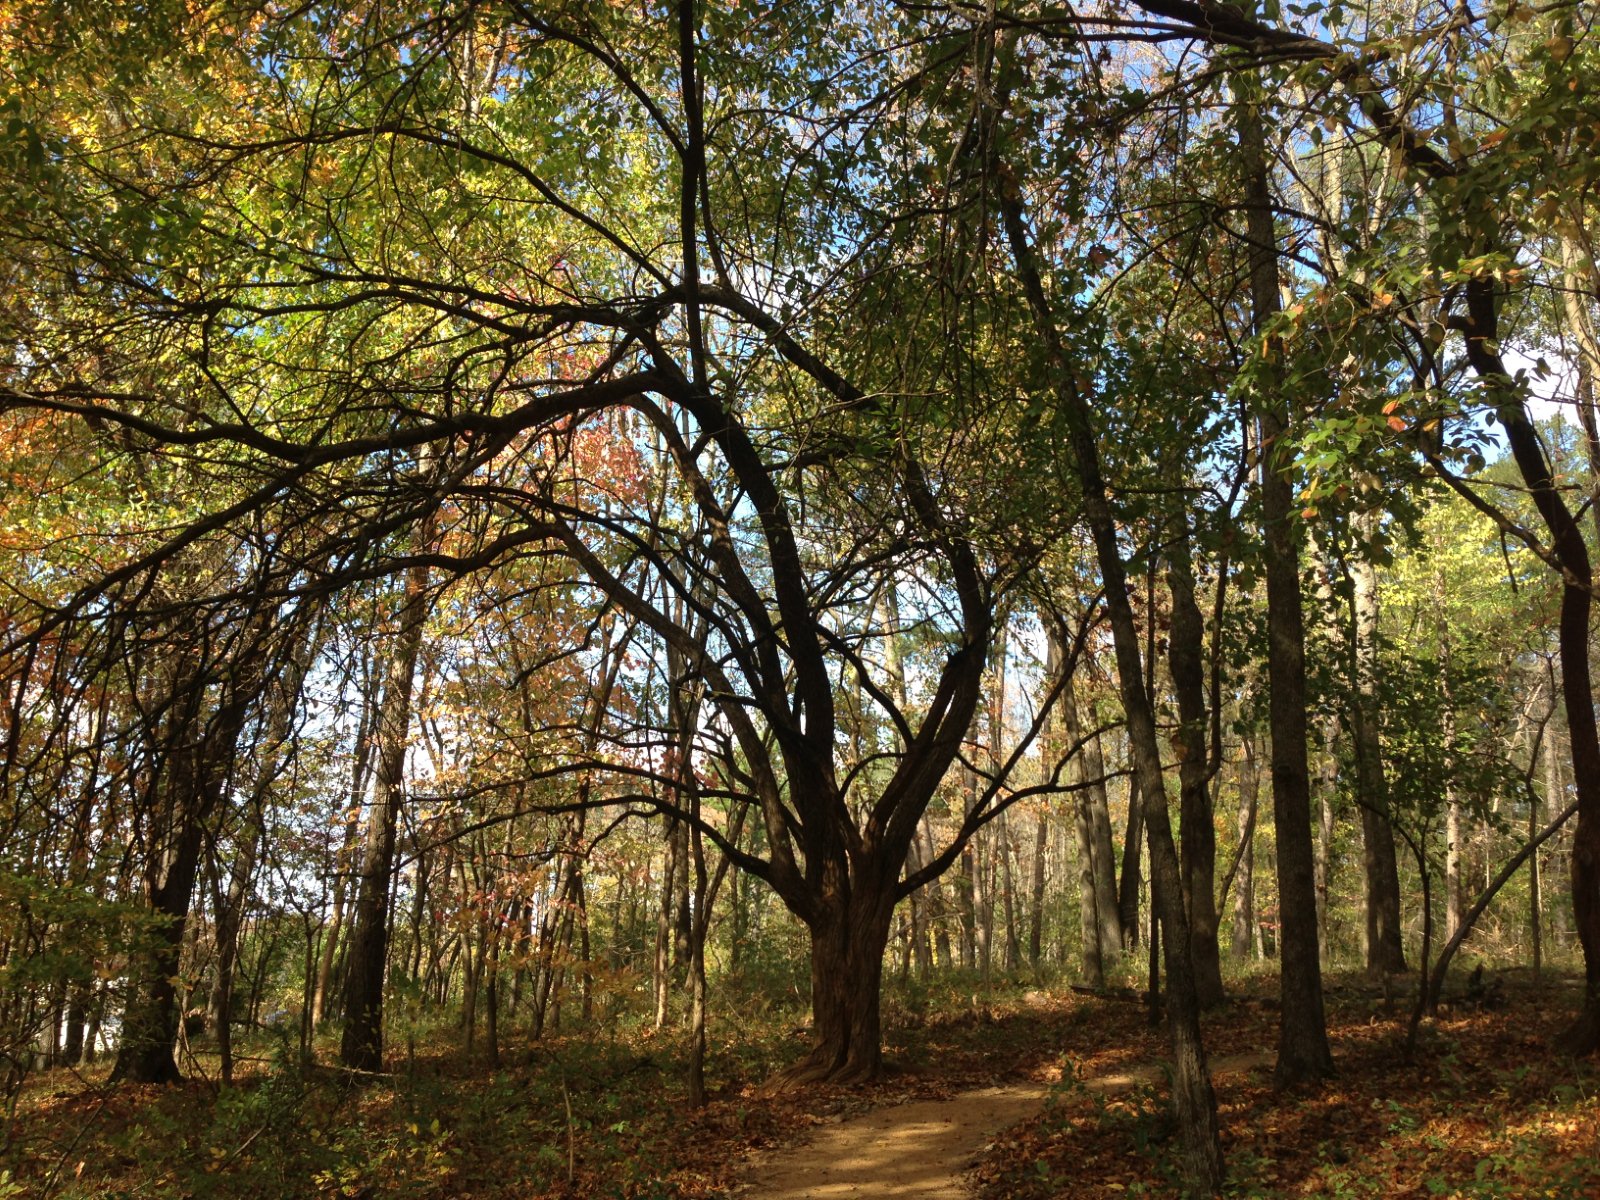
[1556,988,1600,1056]
[108,1052,183,1086]
[1272,1047,1335,1092]
[759,1047,881,1093]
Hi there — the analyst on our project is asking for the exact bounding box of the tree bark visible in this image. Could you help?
[111,628,261,1085]
[1062,673,1123,959]
[1168,531,1225,1007]
[1029,811,1049,971]
[314,673,378,1029]
[208,815,260,1085]
[1441,592,1465,943]
[339,519,433,1073]
[1237,83,1335,1086]
[1000,162,1223,1194]
[1348,523,1406,974]
[1075,781,1105,988]
[1231,736,1260,960]
[1118,773,1144,952]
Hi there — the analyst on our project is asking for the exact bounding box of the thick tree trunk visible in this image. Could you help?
[313,683,377,1028]
[1238,85,1334,1087]
[771,879,897,1088]
[110,814,205,1085]
[61,982,89,1067]
[112,638,258,1085]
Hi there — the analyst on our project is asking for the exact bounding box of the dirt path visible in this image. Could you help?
[739,1051,1270,1199]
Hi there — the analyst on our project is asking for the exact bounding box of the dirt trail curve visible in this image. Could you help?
[738,1051,1270,1200]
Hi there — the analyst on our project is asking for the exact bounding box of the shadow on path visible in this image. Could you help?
[738,1051,1271,1199]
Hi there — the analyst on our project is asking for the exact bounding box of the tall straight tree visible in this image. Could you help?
[1347,518,1407,975]
[1236,81,1335,1086]
[1167,529,1225,1008]
[340,510,435,1072]
[995,42,1223,1177]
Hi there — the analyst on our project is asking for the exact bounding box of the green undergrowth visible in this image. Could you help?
[0,970,1100,1199]
[7,968,1593,1200]
[5,1021,771,1200]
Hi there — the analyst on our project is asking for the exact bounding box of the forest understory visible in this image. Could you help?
[5,965,1596,1200]
[6,1,1600,1198]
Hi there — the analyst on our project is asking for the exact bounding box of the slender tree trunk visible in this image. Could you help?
[653,823,681,1028]
[989,634,1021,973]
[314,686,377,1028]
[1238,83,1334,1086]
[1348,527,1406,974]
[1029,812,1048,971]
[1118,774,1144,951]
[1231,737,1259,960]
[1315,733,1335,967]
[112,637,259,1085]
[1547,730,1570,948]
[1062,673,1123,958]
[1440,582,1465,942]
[1000,165,1223,1194]
[1075,786,1105,987]
[687,821,710,1107]
[1000,816,1020,972]
[925,821,955,969]
[970,773,991,977]
[958,825,978,969]
[1531,762,1544,977]
[1168,531,1225,1007]
[209,817,260,1085]
[339,522,433,1073]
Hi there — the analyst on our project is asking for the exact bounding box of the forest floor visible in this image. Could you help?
[739,1045,1271,1199]
[3,966,1597,1198]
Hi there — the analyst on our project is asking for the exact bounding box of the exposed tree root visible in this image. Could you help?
[758,1048,881,1094]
